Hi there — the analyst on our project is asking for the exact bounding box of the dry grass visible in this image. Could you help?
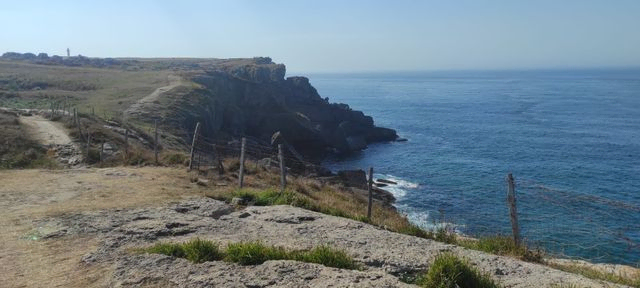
[0,60,170,114]
[548,261,640,288]
[0,167,209,288]
[205,158,438,238]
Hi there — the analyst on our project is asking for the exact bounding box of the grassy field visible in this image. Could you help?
[0,61,170,115]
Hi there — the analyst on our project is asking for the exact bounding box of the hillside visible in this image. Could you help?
[0,53,398,159]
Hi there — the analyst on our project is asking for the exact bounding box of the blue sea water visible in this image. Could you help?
[307,69,640,265]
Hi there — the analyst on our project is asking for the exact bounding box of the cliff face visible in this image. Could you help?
[163,58,397,157]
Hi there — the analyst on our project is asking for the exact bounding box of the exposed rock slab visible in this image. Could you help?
[34,197,630,288]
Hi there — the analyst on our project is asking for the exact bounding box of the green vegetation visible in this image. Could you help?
[458,236,543,263]
[548,262,640,288]
[145,238,223,263]
[143,238,359,270]
[415,253,500,288]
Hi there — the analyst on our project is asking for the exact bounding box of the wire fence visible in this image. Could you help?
[187,122,640,266]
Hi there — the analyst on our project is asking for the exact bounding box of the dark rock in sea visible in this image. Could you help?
[374,183,388,188]
[337,170,368,189]
[396,138,408,142]
[376,178,398,185]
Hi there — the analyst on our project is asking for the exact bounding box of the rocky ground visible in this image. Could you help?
[1,166,631,288]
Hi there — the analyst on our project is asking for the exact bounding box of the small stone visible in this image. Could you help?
[231,197,247,206]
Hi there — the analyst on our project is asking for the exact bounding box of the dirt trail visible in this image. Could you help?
[0,167,207,288]
[125,74,182,116]
[19,115,73,145]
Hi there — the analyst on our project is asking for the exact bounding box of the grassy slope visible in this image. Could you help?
[0,61,170,116]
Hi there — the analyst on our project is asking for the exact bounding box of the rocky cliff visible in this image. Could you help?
[141,57,398,157]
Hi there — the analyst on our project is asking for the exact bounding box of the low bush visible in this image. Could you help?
[162,151,188,166]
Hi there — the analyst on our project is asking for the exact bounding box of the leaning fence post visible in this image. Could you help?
[507,173,521,247]
[278,144,286,193]
[239,137,246,188]
[367,166,374,220]
[154,120,159,164]
[188,122,201,171]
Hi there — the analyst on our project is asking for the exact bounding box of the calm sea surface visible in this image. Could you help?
[307,69,640,265]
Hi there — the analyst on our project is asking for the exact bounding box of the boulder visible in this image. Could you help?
[337,169,368,189]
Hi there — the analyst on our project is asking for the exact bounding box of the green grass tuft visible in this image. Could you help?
[144,238,223,263]
[143,239,359,270]
[416,253,500,288]
[458,236,543,263]
[293,245,359,270]
[224,241,289,265]
[549,262,640,288]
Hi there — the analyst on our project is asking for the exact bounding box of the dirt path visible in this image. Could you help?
[19,115,72,145]
[125,74,182,116]
[0,167,207,288]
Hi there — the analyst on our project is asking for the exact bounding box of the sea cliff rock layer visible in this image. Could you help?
[0,52,398,158]
[128,57,399,157]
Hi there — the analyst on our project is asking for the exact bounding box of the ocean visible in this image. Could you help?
[306,69,640,265]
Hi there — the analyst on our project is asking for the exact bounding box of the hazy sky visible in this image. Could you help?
[2,0,640,72]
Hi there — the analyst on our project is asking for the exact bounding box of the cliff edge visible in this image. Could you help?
[125,57,398,157]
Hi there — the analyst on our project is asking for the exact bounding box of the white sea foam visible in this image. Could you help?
[398,205,465,233]
[374,174,419,200]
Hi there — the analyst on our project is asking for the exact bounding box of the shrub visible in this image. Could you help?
[162,152,188,166]
[417,253,499,288]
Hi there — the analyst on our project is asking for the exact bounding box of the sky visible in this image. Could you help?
[2,0,640,73]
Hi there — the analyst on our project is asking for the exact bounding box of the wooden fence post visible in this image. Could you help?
[507,173,521,247]
[124,129,129,161]
[278,144,286,193]
[100,142,104,163]
[367,167,374,219]
[154,120,159,164]
[188,122,201,171]
[76,111,85,142]
[86,132,91,163]
[239,137,246,188]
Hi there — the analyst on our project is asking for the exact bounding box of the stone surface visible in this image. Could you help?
[31,197,630,288]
